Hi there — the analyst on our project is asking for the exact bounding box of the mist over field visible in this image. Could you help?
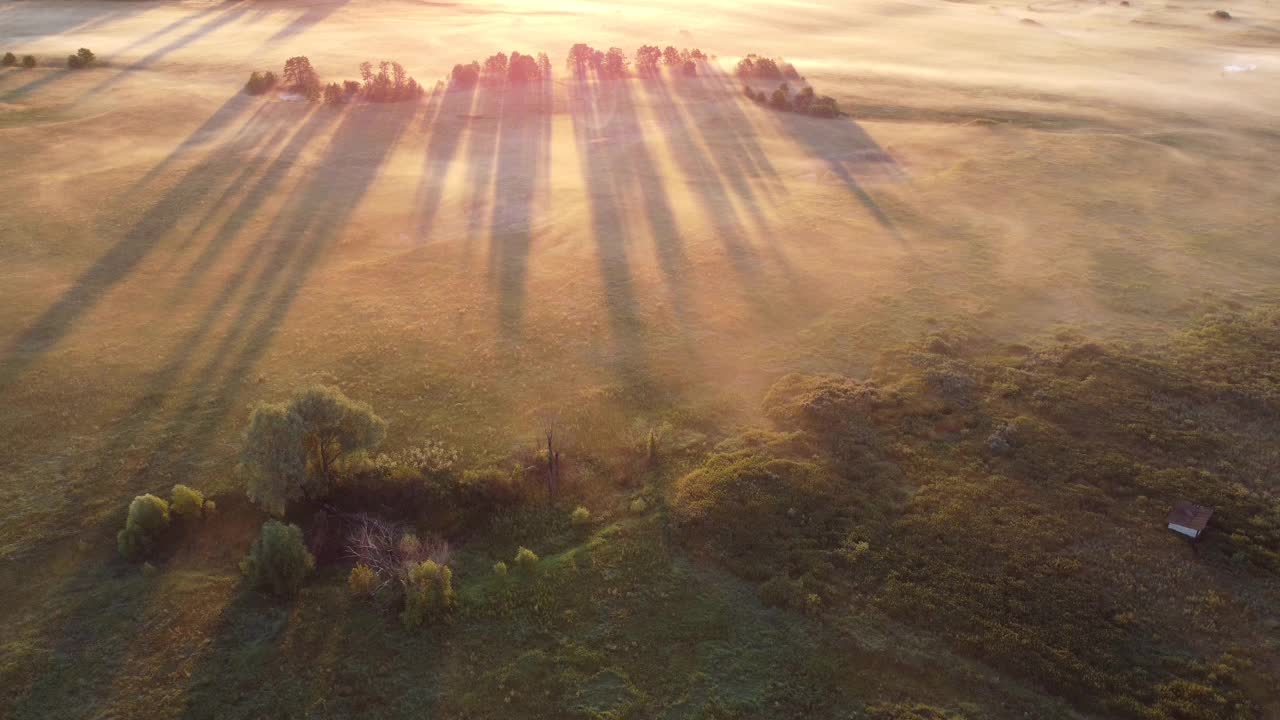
[1,0,1278,718]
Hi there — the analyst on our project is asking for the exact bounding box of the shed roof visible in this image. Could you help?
[1167,502,1213,532]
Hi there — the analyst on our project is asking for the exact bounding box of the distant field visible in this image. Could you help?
[1,0,1278,717]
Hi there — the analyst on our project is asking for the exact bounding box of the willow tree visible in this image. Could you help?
[241,386,387,515]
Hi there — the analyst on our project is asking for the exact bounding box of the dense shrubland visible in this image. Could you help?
[670,306,1280,719]
[92,306,1280,716]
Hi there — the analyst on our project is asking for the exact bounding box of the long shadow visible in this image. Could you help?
[262,0,351,44]
[173,105,334,287]
[719,65,909,245]
[488,76,551,335]
[132,91,267,194]
[411,83,475,241]
[82,1,252,100]
[461,82,504,245]
[568,73,655,392]
[674,62,781,232]
[0,91,261,391]
[117,104,412,479]
[0,1,245,103]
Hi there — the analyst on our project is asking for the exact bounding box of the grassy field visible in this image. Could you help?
[1,0,1279,717]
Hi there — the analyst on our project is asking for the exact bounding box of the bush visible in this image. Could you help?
[204,499,217,514]
[493,560,508,577]
[3,52,17,67]
[170,484,207,519]
[570,505,592,529]
[116,494,171,560]
[323,82,343,105]
[22,55,36,69]
[244,70,277,95]
[242,386,387,515]
[629,497,648,514]
[348,563,376,597]
[807,95,840,118]
[240,520,315,597]
[401,560,455,627]
[514,546,539,573]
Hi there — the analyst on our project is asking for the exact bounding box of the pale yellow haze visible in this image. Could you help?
[0,0,1277,550]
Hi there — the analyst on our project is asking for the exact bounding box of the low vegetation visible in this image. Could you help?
[240,519,315,597]
[2,52,16,67]
[22,54,36,69]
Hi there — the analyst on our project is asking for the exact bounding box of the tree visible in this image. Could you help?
[770,86,792,111]
[483,52,508,80]
[602,47,629,79]
[3,53,17,67]
[536,52,552,78]
[283,56,320,99]
[240,520,315,597]
[566,43,597,78]
[808,95,840,118]
[635,45,662,76]
[323,82,344,105]
[451,62,480,88]
[76,48,95,66]
[67,54,83,69]
[682,60,697,77]
[241,386,387,515]
[662,46,681,66]
[22,55,36,69]
[508,52,541,83]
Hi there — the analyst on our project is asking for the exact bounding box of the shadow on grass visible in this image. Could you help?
[488,75,552,336]
[0,90,261,392]
[411,83,476,241]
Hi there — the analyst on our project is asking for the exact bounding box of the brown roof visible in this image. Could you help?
[1167,502,1213,531]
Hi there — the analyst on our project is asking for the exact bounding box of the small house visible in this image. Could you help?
[1167,502,1213,540]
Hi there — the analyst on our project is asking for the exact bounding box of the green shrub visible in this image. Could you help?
[170,484,206,519]
[2,53,16,67]
[116,494,171,560]
[348,563,376,597]
[629,497,648,514]
[514,546,539,574]
[204,499,217,514]
[240,520,315,597]
[400,560,455,627]
[569,506,591,529]
[493,560,508,577]
[22,55,36,69]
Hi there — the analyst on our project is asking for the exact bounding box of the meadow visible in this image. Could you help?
[1,0,1279,717]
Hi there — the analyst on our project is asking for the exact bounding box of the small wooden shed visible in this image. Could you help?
[1167,502,1213,540]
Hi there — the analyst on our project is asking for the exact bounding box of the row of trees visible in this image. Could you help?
[244,56,425,104]
[3,51,83,69]
[734,54,802,81]
[450,51,552,89]
[743,80,842,119]
[566,44,706,80]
